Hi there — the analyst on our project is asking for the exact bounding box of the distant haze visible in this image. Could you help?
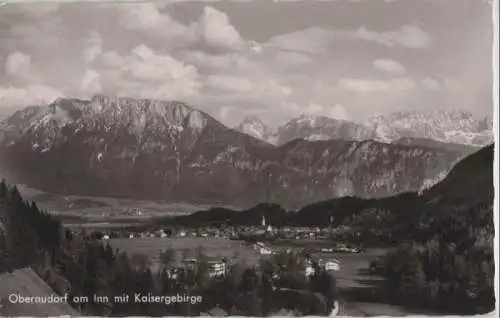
[0,0,494,128]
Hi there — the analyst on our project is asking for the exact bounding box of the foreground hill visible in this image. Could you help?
[378,144,494,314]
[421,143,493,204]
[0,96,465,208]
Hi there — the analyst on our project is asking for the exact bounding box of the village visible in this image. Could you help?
[84,216,362,282]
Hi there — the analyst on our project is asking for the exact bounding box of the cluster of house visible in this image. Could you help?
[304,258,340,277]
[100,227,233,240]
[164,254,339,282]
[96,216,357,245]
[165,258,228,280]
[233,216,340,242]
[252,241,275,255]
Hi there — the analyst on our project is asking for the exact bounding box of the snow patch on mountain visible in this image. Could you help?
[295,115,318,127]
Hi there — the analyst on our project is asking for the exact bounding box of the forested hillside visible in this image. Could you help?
[373,144,495,314]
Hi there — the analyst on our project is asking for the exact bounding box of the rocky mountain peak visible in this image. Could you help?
[289,115,320,127]
[239,115,266,127]
[0,95,217,148]
[367,110,493,146]
[235,115,272,141]
[274,115,374,145]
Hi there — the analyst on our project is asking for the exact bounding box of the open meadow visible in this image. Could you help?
[108,236,388,290]
[108,237,262,267]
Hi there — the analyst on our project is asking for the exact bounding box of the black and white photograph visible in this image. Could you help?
[0,0,497,316]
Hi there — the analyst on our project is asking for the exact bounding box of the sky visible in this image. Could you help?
[0,0,495,127]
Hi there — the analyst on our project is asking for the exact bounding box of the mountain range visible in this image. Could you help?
[0,95,491,208]
[236,111,493,147]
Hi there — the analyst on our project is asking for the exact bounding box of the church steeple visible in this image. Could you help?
[261,215,273,233]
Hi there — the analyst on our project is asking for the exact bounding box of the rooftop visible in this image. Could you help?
[201,306,228,317]
[0,268,79,317]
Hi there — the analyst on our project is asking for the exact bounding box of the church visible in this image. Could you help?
[261,215,274,233]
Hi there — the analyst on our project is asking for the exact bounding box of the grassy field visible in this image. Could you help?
[270,240,387,289]
[107,236,387,289]
[108,237,263,267]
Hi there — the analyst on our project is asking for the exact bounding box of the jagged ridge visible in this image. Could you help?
[235,111,493,148]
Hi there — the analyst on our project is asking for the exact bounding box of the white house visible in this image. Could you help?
[260,247,273,255]
[305,265,315,277]
[207,261,226,277]
[324,260,340,271]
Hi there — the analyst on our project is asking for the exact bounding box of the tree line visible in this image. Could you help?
[373,203,495,314]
